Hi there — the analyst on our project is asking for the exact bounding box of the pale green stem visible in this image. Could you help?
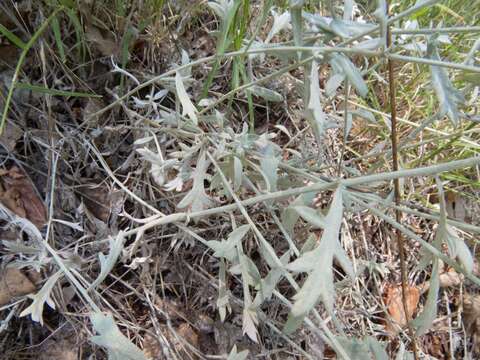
[123,156,480,237]
[391,26,480,35]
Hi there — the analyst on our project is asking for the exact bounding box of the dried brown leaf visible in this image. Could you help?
[384,283,420,334]
[0,166,47,228]
[85,24,119,58]
[78,185,122,223]
[0,268,36,306]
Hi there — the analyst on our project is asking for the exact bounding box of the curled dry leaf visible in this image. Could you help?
[78,185,123,223]
[383,283,420,334]
[0,268,36,306]
[0,166,47,228]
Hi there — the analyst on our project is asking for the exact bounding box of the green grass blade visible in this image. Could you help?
[0,23,27,50]
[51,15,66,63]
[0,6,65,135]
[16,83,102,98]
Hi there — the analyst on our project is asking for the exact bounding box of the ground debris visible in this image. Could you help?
[0,267,35,306]
[0,166,46,228]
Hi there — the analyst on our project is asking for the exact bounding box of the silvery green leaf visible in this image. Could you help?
[355,38,382,50]
[290,247,334,313]
[300,233,317,254]
[247,85,283,102]
[253,263,285,307]
[217,259,230,321]
[465,38,480,66]
[343,0,354,20]
[366,337,389,360]
[243,255,261,286]
[208,0,234,21]
[447,225,473,273]
[352,109,377,123]
[229,263,242,275]
[133,136,154,145]
[207,225,250,261]
[229,224,251,243]
[233,156,243,191]
[274,124,291,138]
[90,312,146,360]
[259,142,279,192]
[20,271,63,325]
[336,337,371,360]
[330,19,376,38]
[265,10,291,43]
[179,49,191,78]
[227,345,249,360]
[284,188,353,334]
[292,205,326,229]
[137,148,177,187]
[330,54,368,97]
[395,342,414,360]
[242,308,258,342]
[307,60,328,142]
[325,73,345,97]
[302,13,333,34]
[175,71,198,125]
[178,150,213,212]
[2,240,42,254]
[207,239,238,261]
[281,192,318,235]
[344,112,353,139]
[412,259,439,335]
[373,0,387,48]
[91,232,125,289]
[427,35,464,126]
[289,0,304,56]
[286,248,320,273]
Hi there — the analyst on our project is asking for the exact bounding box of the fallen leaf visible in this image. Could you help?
[0,120,23,152]
[0,268,36,306]
[440,268,463,288]
[85,24,119,58]
[0,166,47,228]
[142,331,161,360]
[78,185,123,223]
[421,267,464,292]
[383,283,420,334]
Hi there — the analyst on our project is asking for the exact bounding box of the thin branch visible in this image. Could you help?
[391,26,480,35]
[387,18,419,358]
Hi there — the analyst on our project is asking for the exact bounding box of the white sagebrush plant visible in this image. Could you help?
[90,312,146,360]
[284,187,354,334]
[89,232,126,290]
[20,271,63,325]
[177,149,214,213]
